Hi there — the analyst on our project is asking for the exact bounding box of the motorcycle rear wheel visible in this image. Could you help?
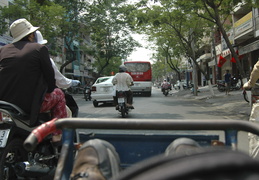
[121,105,126,118]
[0,138,27,180]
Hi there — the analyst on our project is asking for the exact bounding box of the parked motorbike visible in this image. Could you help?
[116,91,131,118]
[0,94,78,180]
[217,77,241,92]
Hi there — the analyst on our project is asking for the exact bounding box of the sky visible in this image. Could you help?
[127,34,155,64]
[125,0,158,64]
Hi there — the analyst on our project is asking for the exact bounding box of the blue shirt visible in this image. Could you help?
[224,73,231,83]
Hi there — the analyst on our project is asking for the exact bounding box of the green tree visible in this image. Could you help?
[152,34,185,85]
[174,0,259,83]
[131,1,214,94]
[80,0,140,77]
[53,0,89,73]
[152,59,168,81]
[0,0,65,54]
[0,0,86,73]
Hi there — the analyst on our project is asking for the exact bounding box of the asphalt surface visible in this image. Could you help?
[171,85,251,121]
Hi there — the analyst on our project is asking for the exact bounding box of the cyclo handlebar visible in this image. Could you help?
[24,118,58,151]
[24,118,259,152]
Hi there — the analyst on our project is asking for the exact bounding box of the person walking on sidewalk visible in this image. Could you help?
[224,70,231,95]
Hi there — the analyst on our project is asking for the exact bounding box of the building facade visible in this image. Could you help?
[202,4,259,86]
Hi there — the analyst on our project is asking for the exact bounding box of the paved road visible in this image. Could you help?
[72,86,249,153]
[75,87,246,120]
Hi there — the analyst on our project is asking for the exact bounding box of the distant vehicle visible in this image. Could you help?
[91,76,115,107]
[124,61,152,96]
[174,80,192,90]
[216,77,241,92]
[83,86,91,101]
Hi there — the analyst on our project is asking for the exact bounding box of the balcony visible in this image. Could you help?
[234,11,254,45]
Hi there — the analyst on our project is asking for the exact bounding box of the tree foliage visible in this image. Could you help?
[0,0,65,55]
[127,0,259,89]
[129,0,213,84]
[80,0,141,77]
[172,0,259,80]
[0,0,142,77]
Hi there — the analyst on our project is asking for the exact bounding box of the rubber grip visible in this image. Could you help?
[23,134,38,151]
[23,118,58,151]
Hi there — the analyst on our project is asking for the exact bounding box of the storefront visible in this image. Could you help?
[239,39,259,76]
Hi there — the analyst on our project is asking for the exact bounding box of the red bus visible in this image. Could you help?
[124,61,152,96]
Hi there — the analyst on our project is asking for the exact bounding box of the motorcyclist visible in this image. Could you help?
[35,30,80,89]
[112,65,134,109]
[0,18,67,140]
[161,79,171,93]
[35,30,80,118]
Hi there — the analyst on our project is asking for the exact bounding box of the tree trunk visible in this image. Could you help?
[213,6,246,81]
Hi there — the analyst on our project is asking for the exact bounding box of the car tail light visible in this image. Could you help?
[91,86,96,92]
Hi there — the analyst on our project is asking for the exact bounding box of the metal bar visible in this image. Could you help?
[225,130,238,150]
[61,129,75,180]
[54,129,75,180]
[54,118,259,136]
[54,143,69,180]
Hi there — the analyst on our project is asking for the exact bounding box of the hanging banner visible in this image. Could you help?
[217,55,227,67]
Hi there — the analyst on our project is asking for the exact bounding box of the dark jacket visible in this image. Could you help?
[0,41,56,115]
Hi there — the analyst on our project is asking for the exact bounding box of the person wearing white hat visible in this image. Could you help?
[35,30,80,89]
[0,18,67,128]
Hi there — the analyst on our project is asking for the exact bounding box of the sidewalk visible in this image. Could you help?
[171,85,251,120]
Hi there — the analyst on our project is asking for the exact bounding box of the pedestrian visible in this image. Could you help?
[224,70,231,95]
[0,18,67,142]
[112,65,134,109]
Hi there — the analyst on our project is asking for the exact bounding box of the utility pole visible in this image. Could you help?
[190,29,198,96]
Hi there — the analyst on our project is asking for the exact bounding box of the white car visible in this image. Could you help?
[91,76,115,107]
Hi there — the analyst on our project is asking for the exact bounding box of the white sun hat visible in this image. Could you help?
[35,30,48,45]
[10,18,39,43]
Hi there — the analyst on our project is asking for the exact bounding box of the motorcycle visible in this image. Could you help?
[217,77,241,92]
[0,93,78,180]
[116,91,131,118]
[83,86,91,101]
[0,101,57,180]
[163,88,169,96]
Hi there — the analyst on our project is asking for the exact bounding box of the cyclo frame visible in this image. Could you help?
[24,118,259,180]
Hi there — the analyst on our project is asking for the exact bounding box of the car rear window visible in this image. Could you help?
[95,77,111,84]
